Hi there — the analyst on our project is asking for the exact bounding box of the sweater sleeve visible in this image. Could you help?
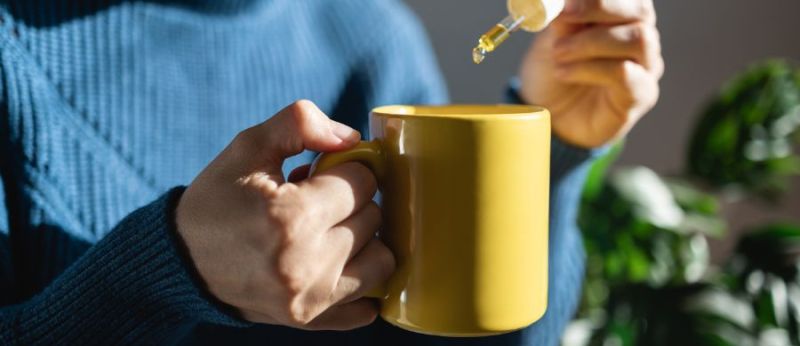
[0,187,245,345]
[504,78,608,345]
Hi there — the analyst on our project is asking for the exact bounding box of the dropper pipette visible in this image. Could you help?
[472,15,526,64]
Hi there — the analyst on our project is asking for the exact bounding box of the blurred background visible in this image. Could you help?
[404,0,800,264]
[405,1,800,345]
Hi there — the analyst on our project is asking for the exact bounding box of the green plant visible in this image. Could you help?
[680,224,800,346]
[688,60,800,199]
[575,165,724,346]
[568,61,800,346]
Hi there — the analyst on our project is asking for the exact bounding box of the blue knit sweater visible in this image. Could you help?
[0,0,598,344]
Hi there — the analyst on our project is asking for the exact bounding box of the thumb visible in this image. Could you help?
[253,100,361,163]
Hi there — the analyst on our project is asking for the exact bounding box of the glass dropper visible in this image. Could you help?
[472,15,526,64]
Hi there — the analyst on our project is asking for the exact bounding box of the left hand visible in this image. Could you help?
[519,0,663,148]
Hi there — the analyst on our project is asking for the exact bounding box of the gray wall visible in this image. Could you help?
[404,0,800,261]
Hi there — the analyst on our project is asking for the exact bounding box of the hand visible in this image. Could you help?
[175,100,394,330]
[519,0,663,148]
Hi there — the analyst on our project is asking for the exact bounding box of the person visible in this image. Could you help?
[0,0,662,344]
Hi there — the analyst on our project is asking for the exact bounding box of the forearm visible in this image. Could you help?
[0,188,245,345]
[525,137,606,346]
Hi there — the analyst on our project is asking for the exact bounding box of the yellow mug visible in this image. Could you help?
[310,105,550,337]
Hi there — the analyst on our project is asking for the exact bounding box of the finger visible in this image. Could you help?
[237,100,361,165]
[557,59,659,114]
[647,38,665,79]
[556,59,647,92]
[327,201,382,262]
[330,238,395,305]
[240,298,378,331]
[558,58,660,122]
[304,298,379,331]
[239,308,278,324]
[287,164,312,183]
[650,53,665,80]
[295,161,378,227]
[562,0,655,25]
[554,23,660,70]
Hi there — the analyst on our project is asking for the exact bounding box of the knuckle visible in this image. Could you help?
[236,172,277,198]
[647,25,661,45]
[613,61,640,94]
[266,202,298,233]
[288,101,313,124]
[292,195,320,226]
[646,27,662,56]
[613,60,631,81]
[267,188,313,235]
[627,23,647,51]
[365,309,379,325]
[270,182,300,200]
[623,59,640,76]
[278,224,304,251]
[267,215,306,255]
[285,298,316,326]
[351,163,378,196]
[629,23,644,42]
[287,100,325,136]
[374,241,397,275]
[654,57,666,79]
[275,259,308,298]
[290,99,317,114]
[357,307,379,327]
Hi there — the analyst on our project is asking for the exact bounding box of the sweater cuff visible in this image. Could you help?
[550,137,609,183]
[14,187,246,344]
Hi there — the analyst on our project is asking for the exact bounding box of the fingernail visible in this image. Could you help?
[331,121,360,143]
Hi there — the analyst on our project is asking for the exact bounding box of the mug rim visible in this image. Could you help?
[371,104,548,120]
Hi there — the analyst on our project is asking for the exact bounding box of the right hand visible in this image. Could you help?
[175,100,394,330]
[519,0,662,148]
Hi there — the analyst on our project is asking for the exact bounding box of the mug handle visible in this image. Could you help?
[309,140,385,182]
[308,140,388,299]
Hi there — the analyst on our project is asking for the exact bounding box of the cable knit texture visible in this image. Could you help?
[0,0,598,344]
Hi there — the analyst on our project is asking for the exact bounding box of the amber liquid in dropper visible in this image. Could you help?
[472,25,511,64]
[472,15,524,64]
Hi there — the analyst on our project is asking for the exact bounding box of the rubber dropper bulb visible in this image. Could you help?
[507,0,565,32]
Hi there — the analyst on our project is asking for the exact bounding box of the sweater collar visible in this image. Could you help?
[6,0,267,17]
[5,0,268,28]
[172,0,265,13]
